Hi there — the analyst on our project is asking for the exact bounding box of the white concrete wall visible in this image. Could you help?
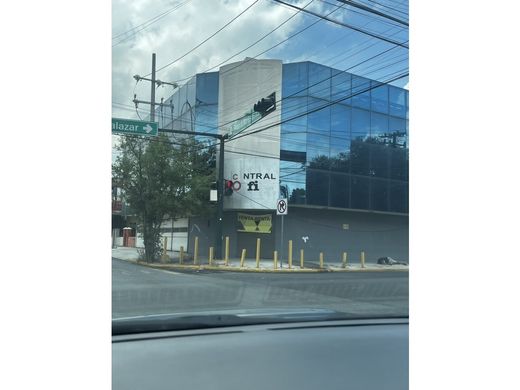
[134,218,189,251]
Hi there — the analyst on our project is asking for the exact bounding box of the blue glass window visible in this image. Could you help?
[371,81,389,114]
[389,86,406,118]
[370,178,389,212]
[307,101,330,134]
[308,62,331,100]
[306,169,329,206]
[389,180,408,213]
[370,112,388,138]
[282,62,308,97]
[370,144,390,178]
[195,72,219,104]
[352,75,371,109]
[351,175,369,209]
[280,161,306,204]
[351,108,370,141]
[331,70,351,104]
[389,148,408,181]
[330,172,349,208]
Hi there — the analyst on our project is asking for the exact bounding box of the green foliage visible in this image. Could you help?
[112,135,215,262]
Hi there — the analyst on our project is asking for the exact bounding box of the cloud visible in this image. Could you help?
[112,0,311,118]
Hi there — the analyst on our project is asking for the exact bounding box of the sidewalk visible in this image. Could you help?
[112,246,409,272]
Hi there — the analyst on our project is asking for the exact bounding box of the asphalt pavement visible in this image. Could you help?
[112,258,408,319]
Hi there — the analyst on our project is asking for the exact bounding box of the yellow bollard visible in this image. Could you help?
[273,251,278,270]
[240,249,246,268]
[288,240,293,269]
[361,251,365,268]
[320,252,324,269]
[209,247,214,266]
[161,237,168,262]
[342,252,347,268]
[194,236,199,265]
[180,246,184,264]
[300,249,304,269]
[256,238,261,268]
[225,236,230,266]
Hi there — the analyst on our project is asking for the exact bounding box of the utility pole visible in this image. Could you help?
[158,128,228,260]
[150,53,156,121]
[131,53,227,259]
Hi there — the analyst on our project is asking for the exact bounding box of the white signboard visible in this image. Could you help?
[219,59,282,210]
[276,199,288,215]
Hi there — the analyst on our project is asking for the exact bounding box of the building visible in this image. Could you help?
[156,58,409,263]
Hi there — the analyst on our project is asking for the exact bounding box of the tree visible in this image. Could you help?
[112,134,215,262]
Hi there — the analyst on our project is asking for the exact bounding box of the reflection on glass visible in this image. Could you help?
[370,178,389,211]
[351,175,369,209]
[308,62,331,100]
[282,62,308,97]
[371,81,388,114]
[306,169,329,206]
[352,75,371,109]
[331,70,351,104]
[389,86,406,118]
[330,172,349,208]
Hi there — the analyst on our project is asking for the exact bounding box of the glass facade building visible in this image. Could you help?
[160,61,408,215]
[279,62,408,214]
[157,72,220,140]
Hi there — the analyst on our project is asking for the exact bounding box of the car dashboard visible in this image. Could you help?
[113,317,408,389]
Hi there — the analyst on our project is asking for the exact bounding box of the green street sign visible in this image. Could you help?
[112,117,158,136]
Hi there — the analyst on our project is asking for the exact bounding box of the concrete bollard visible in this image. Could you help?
[300,249,304,269]
[225,236,230,266]
[320,252,324,269]
[361,251,365,268]
[342,252,347,268]
[180,246,184,264]
[209,247,214,266]
[240,249,246,268]
[194,236,199,265]
[273,251,278,270]
[256,238,261,269]
[288,240,293,269]
[161,237,168,262]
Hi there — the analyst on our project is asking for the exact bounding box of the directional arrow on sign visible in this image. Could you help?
[144,124,153,133]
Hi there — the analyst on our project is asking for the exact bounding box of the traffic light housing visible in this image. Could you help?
[225,180,234,196]
[253,92,276,116]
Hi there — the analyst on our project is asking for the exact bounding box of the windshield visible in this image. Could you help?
[112,0,409,329]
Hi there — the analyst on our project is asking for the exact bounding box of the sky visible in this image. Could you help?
[112,0,409,120]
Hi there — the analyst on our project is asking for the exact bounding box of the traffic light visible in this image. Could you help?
[225,180,234,196]
[253,92,276,116]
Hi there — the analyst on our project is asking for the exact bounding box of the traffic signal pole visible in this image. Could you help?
[158,128,228,260]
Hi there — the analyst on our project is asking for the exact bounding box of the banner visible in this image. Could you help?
[237,213,272,234]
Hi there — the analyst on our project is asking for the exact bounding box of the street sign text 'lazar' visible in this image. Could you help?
[111,118,158,137]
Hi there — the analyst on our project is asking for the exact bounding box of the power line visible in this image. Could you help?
[149,0,261,77]
[363,0,408,17]
[271,0,408,48]
[165,1,346,83]
[112,0,192,47]
[112,0,190,40]
[334,0,408,26]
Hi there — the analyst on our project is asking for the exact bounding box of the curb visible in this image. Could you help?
[113,257,408,273]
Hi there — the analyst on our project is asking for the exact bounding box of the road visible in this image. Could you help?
[112,258,408,319]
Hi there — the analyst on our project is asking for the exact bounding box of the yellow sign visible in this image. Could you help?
[237,213,272,234]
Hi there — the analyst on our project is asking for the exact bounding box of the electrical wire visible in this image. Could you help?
[271,0,408,48]
[112,0,192,47]
[147,0,261,77]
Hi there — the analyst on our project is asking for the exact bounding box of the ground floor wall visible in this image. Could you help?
[188,207,408,263]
